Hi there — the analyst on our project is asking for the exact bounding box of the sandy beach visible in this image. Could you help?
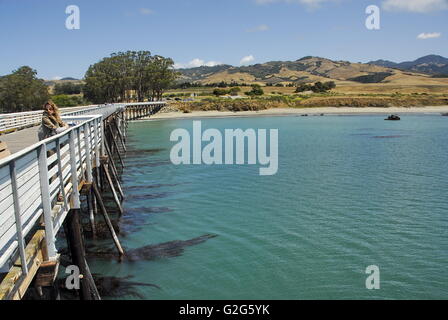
[143,106,448,121]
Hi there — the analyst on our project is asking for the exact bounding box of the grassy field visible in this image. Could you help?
[166,81,448,96]
[46,78,448,109]
[164,82,448,112]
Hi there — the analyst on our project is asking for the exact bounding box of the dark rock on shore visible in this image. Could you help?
[385,114,400,121]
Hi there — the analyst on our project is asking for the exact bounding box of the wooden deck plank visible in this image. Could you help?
[0,230,46,300]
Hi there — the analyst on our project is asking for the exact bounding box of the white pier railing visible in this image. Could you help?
[0,106,97,134]
[0,111,44,134]
[0,102,166,134]
[0,102,166,274]
[0,114,103,271]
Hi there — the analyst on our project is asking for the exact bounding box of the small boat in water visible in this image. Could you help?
[385,115,401,121]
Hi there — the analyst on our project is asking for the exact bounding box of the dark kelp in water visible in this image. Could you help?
[125,191,172,201]
[101,191,172,204]
[55,275,160,300]
[83,220,123,239]
[83,207,170,239]
[119,207,173,235]
[124,183,182,191]
[372,135,407,139]
[118,215,158,237]
[125,234,217,262]
[125,206,173,215]
[84,217,147,239]
[93,275,161,299]
[87,234,218,262]
[125,148,165,157]
[124,160,171,168]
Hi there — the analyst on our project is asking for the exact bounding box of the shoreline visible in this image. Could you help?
[139,106,448,121]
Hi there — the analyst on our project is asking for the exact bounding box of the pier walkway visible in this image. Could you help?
[0,101,165,299]
[1,127,39,154]
[0,103,161,154]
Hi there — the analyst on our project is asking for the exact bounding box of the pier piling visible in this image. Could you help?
[64,209,96,300]
[92,181,125,257]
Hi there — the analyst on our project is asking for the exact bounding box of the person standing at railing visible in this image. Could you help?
[38,101,69,141]
[38,100,69,204]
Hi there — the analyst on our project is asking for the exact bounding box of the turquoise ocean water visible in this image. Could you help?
[89,114,448,300]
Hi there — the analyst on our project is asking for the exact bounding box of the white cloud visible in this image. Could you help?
[382,0,448,13]
[240,55,255,65]
[174,58,222,69]
[299,0,333,6]
[258,0,448,11]
[52,76,62,80]
[417,32,442,39]
[188,59,208,68]
[204,61,222,67]
[246,24,270,32]
[139,8,154,15]
[255,0,337,8]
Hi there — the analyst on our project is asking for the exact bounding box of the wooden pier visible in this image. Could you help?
[0,102,165,300]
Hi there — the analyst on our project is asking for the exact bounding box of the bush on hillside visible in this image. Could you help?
[51,94,87,107]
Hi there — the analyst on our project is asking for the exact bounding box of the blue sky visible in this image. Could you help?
[0,0,446,79]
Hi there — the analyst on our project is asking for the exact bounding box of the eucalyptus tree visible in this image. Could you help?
[54,82,83,95]
[131,50,153,102]
[147,55,178,101]
[84,51,178,103]
[0,66,50,112]
[84,58,115,103]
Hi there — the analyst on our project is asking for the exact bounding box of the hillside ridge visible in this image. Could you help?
[177,55,448,85]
